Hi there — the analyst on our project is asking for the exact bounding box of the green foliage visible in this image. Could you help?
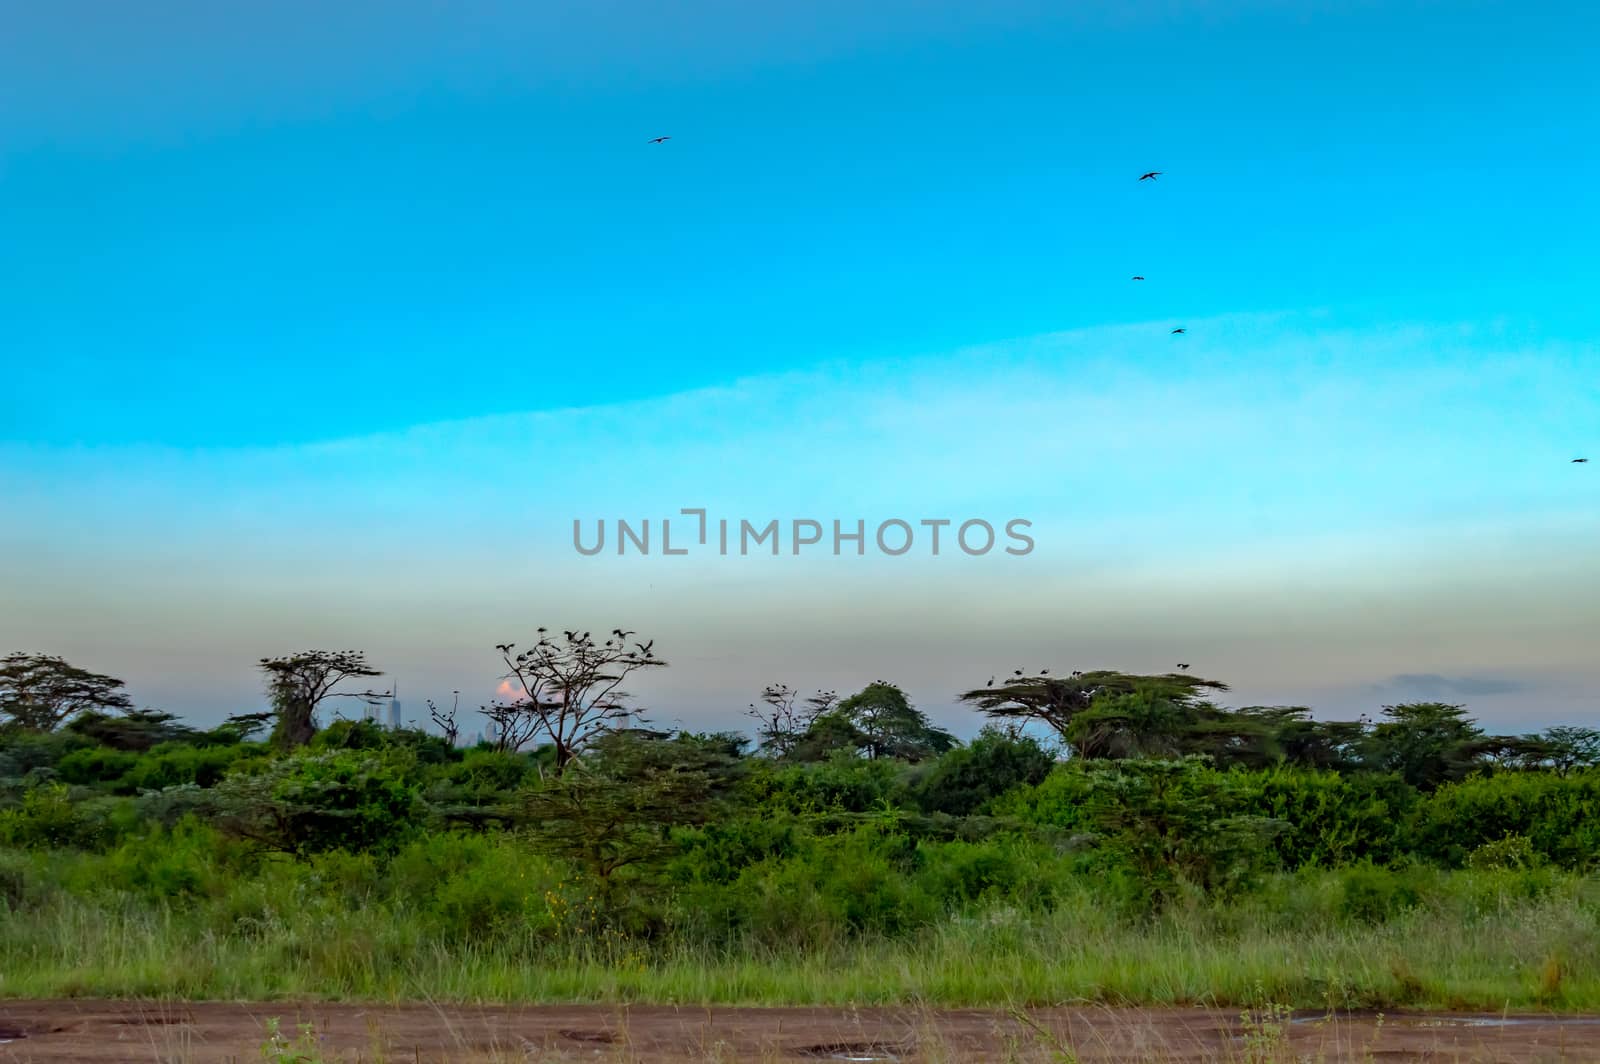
[1232,765,1415,867]
[1337,863,1424,923]
[8,665,1600,1012]
[0,783,117,849]
[1362,702,1488,789]
[1073,757,1288,902]
[0,652,134,732]
[54,745,141,789]
[746,750,909,816]
[1410,769,1600,869]
[910,727,1054,816]
[66,708,199,751]
[789,682,956,763]
[211,749,421,854]
[520,730,746,886]
[1466,832,1545,871]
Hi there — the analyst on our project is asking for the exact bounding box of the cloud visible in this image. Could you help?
[1375,673,1532,699]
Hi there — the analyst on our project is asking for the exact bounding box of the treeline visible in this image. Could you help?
[3,642,1600,936]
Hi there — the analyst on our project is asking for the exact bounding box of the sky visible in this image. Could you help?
[2,0,1597,736]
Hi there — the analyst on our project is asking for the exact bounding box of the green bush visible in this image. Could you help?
[211,749,422,854]
[0,783,115,849]
[1411,770,1600,870]
[910,729,1055,817]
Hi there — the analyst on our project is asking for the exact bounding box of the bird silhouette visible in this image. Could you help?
[1014,669,1024,676]
[1041,668,1050,675]
[648,136,671,144]
[1176,663,1191,671]
[987,676,995,687]
[635,640,655,656]
[1575,458,1590,463]
[1131,275,1145,281]
[1171,328,1186,334]
[495,643,514,654]
[1139,171,1162,181]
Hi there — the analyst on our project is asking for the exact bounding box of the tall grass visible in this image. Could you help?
[4,865,1598,1011]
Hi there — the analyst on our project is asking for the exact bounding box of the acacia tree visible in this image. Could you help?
[0,652,134,731]
[258,650,385,749]
[1535,726,1600,776]
[520,730,745,895]
[958,669,1229,757]
[486,628,665,770]
[746,683,838,757]
[1359,702,1493,789]
[835,681,955,761]
[428,691,462,747]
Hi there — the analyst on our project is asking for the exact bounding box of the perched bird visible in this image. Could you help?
[1139,171,1162,181]
[648,136,671,144]
[1171,327,1186,334]
[1041,668,1050,675]
[1131,276,1145,281]
[1014,669,1024,677]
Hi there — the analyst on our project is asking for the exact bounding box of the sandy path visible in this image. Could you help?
[3,1000,1600,1062]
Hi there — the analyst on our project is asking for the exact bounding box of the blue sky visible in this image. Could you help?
[2,1,1597,732]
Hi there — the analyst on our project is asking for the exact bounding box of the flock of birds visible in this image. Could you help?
[983,663,1193,688]
[644,133,1588,693]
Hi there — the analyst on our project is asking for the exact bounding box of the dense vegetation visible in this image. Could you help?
[3,646,1600,1009]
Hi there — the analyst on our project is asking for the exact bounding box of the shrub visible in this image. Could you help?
[211,750,421,854]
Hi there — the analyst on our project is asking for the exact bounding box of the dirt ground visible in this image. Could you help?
[2,1000,1600,1062]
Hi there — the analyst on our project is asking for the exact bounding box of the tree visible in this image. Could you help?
[832,682,955,762]
[1239,707,1366,771]
[66,708,197,751]
[211,749,420,854]
[785,709,870,762]
[746,683,838,757]
[958,670,1229,755]
[428,691,462,747]
[258,650,385,750]
[1519,726,1600,776]
[218,711,276,742]
[912,726,1055,816]
[486,629,666,770]
[1361,702,1491,789]
[519,730,746,891]
[0,653,134,732]
[1076,757,1287,904]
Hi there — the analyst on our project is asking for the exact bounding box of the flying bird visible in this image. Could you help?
[648,136,671,144]
[1575,458,1589,463]
[1131,276,1145,281]
[1171,327,1186,334]
[1139,171,1162,181]
[1176,663,1191,671]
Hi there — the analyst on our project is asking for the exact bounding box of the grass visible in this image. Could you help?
[3,873,1599,1011]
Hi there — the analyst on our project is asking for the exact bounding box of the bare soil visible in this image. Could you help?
[2,1000,1599,1062]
